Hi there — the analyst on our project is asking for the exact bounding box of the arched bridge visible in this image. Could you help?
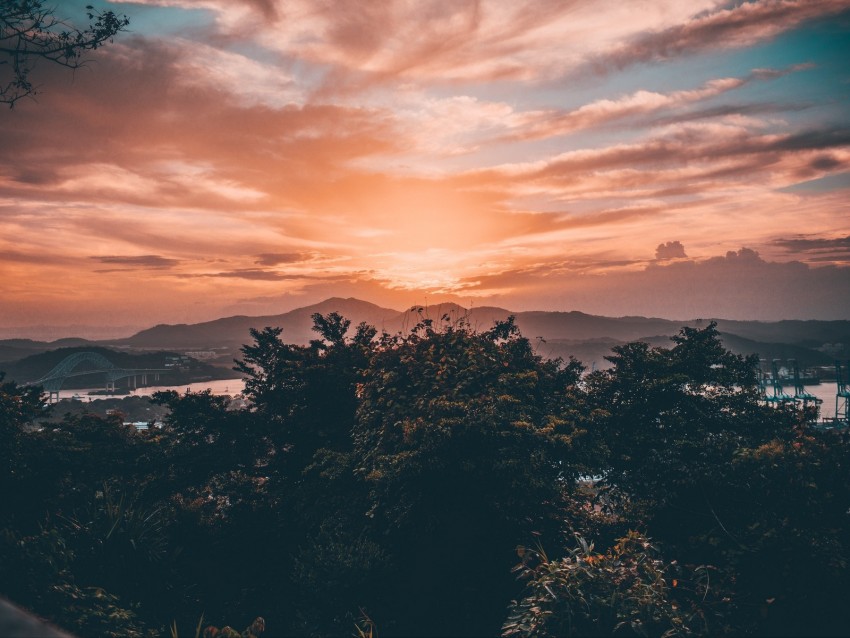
[26,351,167,402]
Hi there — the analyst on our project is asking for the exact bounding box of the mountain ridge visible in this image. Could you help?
[2,297,847,369]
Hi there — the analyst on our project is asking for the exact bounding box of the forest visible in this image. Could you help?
[1,312,848,637]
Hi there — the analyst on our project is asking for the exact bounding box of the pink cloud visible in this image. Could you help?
[3,1,849,329]
[595,0,850,71]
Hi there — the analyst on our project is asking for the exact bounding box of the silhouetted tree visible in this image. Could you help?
[583,323,850,636]
[0,372,45,529]
[352,315,585,635]
[2,316,849,637]
[1,1,129,106]
[234,313,376,470]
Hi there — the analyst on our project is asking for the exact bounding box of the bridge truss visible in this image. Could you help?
[26,351,166,403]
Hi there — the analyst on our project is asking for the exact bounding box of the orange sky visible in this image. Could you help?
[1,0,849,336]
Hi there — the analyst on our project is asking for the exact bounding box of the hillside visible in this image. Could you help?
[106,302,704,352]
[0,338,97,363]
[2,298,847,374]
[0,346,233,388]
[115,297,400,350]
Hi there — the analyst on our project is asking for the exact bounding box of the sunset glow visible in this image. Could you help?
[1,0,849,335]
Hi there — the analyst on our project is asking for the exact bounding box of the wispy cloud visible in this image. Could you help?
[772,235,850,262]
[499,65,814,143]
[91,255,181,269]
[254,252,312,266]
[593,0,850,72]
[478,122,850,201]
[114,0,726,84]
[2,0,849,327]
[206,269,309,281]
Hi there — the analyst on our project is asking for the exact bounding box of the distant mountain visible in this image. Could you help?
[314,303,699,343]
[709,319,850,348]
[538,332,837,372]
[115,298,401,350]
[512,311,693,342]
[0,337,97,363]
[102,298,850,367]
[715,332,836,368]
[533,337,625,369]
[2,298,847,374]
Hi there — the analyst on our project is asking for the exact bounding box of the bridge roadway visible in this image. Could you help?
[23,351,168,402]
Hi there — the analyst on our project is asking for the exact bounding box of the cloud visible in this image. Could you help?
[114,0,728,85]
[774,235,850,251]
[476,121,850,202]
[594,0,850,72]
[455,248,850,319]
[646,100,814,127]
[4,1,850,330]
[697,247,765,266]
[172,39,304,108]
[255,252,311,266]
[502,73,771,143]
[455,64,815,151]
[90,255,180,269]
[206,269,318,281]
[1,250,73,266]
[772,235,850,261]
[656,241,687,259]
[108,1,847,92]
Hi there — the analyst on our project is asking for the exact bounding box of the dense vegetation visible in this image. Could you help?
[1,312,848,636]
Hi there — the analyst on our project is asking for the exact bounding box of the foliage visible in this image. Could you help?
[149,389,279,629]
[690,428,850,635]
[150,389,265,497]
[1,315,849,637]
[170,615,265,638]
[583,323,850,635]
[0,1,129,106]
[0,372,44,525]
[355,314,584,529]
[504,531,728,637]
[584,322,794,521]
[350,314,585,635]
[225,315,381,633]
[9,411,151,527]
[0,524,154,637]
[354,609,378,638]
[234,313,376,462]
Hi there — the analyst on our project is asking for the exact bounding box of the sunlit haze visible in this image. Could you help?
[2,0,849,337]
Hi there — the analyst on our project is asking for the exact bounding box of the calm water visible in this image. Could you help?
[57,380,846,419]
[772,382,843,420]
[56,378,245,401]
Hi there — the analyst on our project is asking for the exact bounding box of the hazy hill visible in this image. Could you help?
[536,333,836,372]
[2,298,847,375]
[513,311,692,341]
[118,297,400,350]
[533,337,624,369]
[709,319,850,348]
[0,337,97,363]
[714,332,836,368]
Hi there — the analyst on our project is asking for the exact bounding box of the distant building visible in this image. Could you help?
[185,351,218,360]
[124,420,163,432]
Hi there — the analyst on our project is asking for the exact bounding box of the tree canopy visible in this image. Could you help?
[0,315,848,636]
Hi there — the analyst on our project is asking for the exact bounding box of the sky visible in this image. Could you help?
[1,0,850,337]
